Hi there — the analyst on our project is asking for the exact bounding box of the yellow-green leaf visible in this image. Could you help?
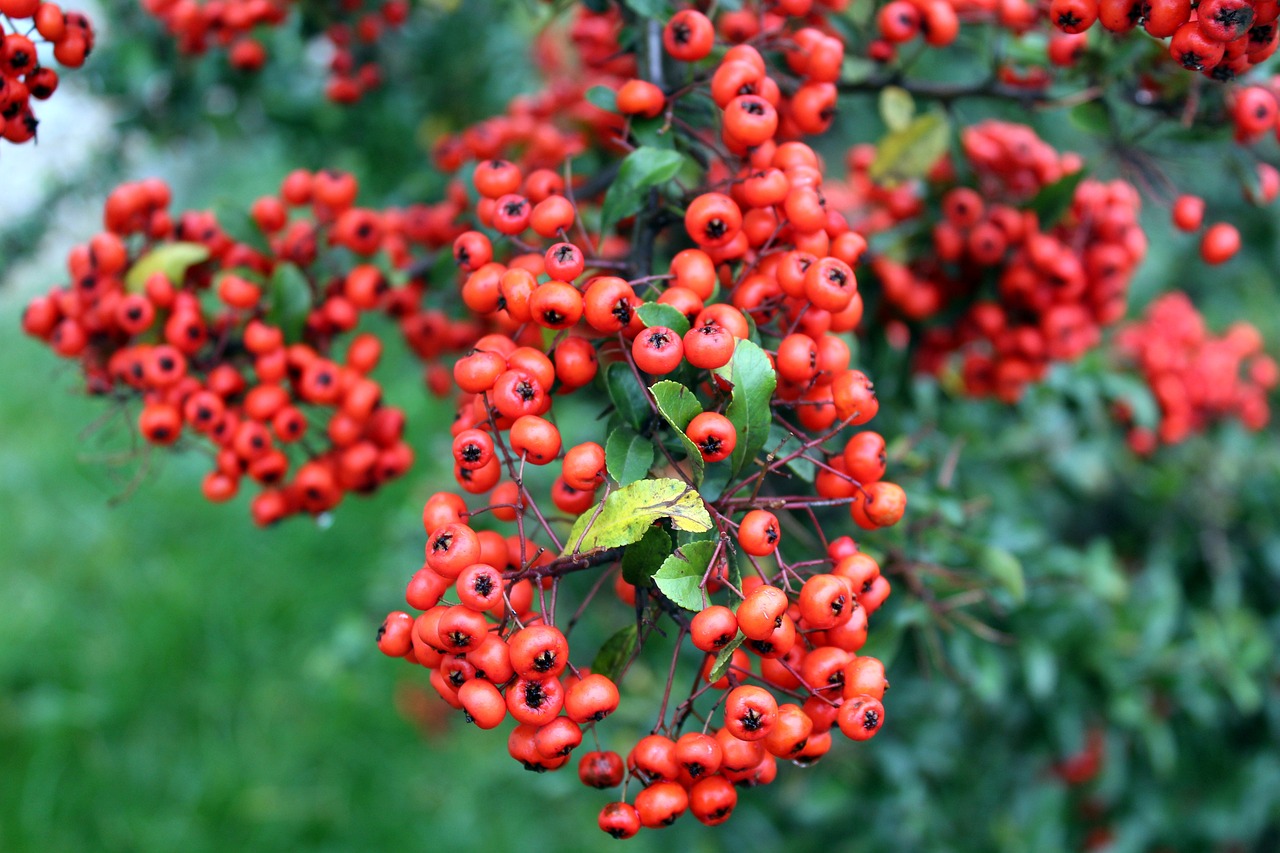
[981,546,1026,605]
[879,86,915,133]
[124,242,210,292]
[870,111,951,185]
[561,478,712,556]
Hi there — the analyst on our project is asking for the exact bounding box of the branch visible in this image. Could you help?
[504,545,626,582]
[838,73,1096,110]
[626,17,671,280]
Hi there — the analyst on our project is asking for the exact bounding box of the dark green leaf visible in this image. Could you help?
[585,85,617,114]
[715,340,778,477]
[766,423,816,482]
[708,634,746,682]
[605,426,655,485]
[699,465,732,502]
[1029,170,1086,229]
[631,117,675,150]
[605,361,650,431]
[622,525,673,587]
[215,203,272,255]
[1068,101,1110,135]
[1099,373,1160,431]
[653,539,717,611]
[636,302,690,336]
[591,624,638,683]
[650,380,705,485]
[600,147,688,235]
[1083,539,1128,604]
[265,263,313,344]
[624,0,669,16]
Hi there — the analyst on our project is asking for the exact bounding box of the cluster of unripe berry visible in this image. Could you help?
[0,0,94,146]
[19,170,473,524]
[1112,291,1275,450]
[853,121,1145,402]
[138,0,409,102]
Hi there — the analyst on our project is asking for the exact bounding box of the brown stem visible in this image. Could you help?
[504,545,626,582]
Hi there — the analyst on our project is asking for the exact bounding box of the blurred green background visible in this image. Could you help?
[3,2,1279,851]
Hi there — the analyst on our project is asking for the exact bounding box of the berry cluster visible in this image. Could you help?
[139,0,410,103]
[1048,0,1278,81]
[18,0,1279,840]
[371,5,915,836]
[860,121,1145,401]
[20,170,468,524]
[381,519,895,835]
[1112,291,1275,451]
[0,0,94,146]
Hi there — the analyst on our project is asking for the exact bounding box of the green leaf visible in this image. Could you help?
[631,116,675,150]
[766,423,816,482]
[1023,641,1057,701]
[650,380,705,486]
[624,0,669,16]
[600,147,688,235]
[1099,373,1160,431]
[585,85,617,114]
[870,111,951,185]
[879,86,915,133]
[124,242,210,292]
[605,426,655,486]
[981,546,1026,605]
[591,624,638,683]
[715,339,777,477]
[1028,170,1086,229]
[841,56,876,83]
[1083,538,1128,603]
[561,478,712,556]
[653,540,717,611]
[215,203,272,255]
[636,302,690,336]
[264,263,313,344]
[708,634,745,682]
[1068,101,1110,135]
[622,525,674,587]
[699,465,732,502]
[605,361,650,431]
